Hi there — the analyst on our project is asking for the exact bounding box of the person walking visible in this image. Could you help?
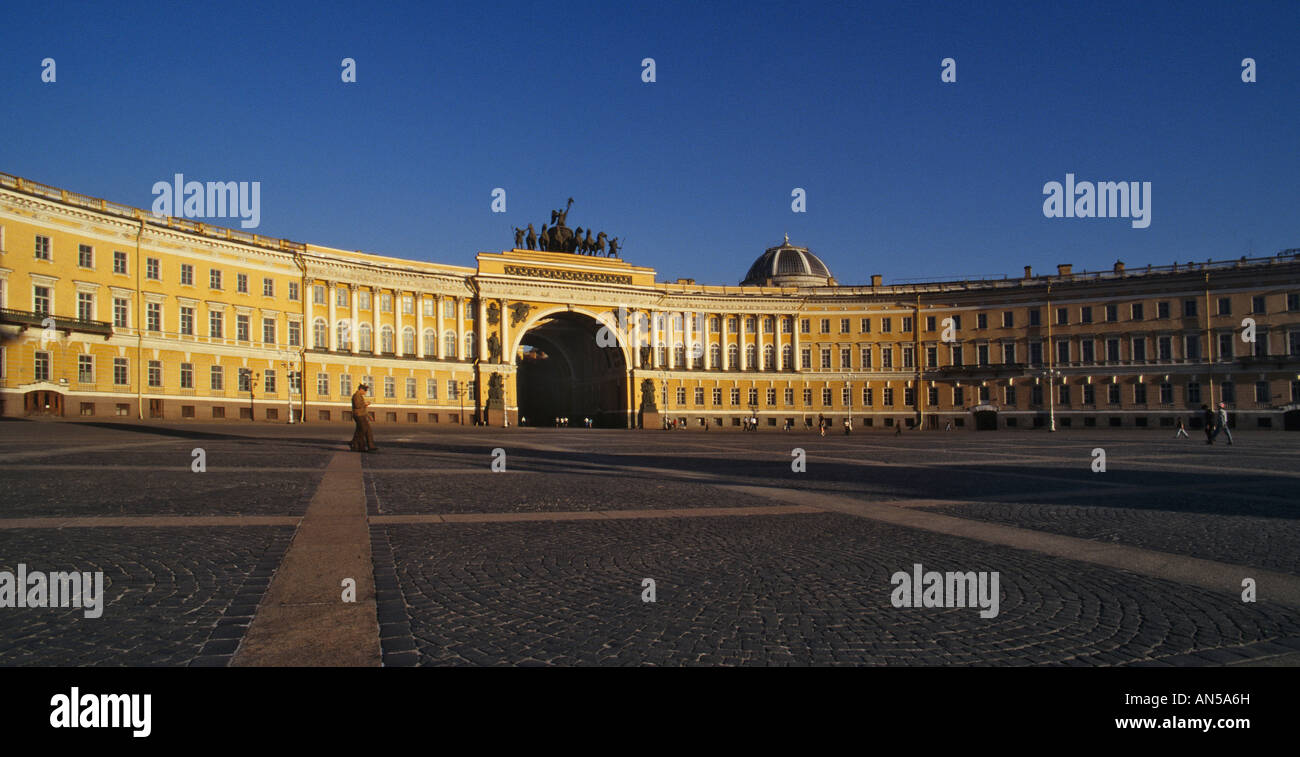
[1175,418,1189,438]
[349,384,377,452]
[1201,404,1215,444]
[1215,402,1233,445]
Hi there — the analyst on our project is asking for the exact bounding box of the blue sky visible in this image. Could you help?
[2,0,1296,285]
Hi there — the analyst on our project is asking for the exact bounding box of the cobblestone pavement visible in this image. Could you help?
[0,526,293,666]
[1,420,1297,666]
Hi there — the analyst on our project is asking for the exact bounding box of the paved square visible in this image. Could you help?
[2,419,1298,666]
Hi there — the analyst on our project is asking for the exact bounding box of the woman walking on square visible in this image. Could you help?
[350,383,377,452]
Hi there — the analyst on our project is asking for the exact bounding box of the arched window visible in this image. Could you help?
[763,344,775,369]
[745,344,757,370]
[358,323,373,353]
[401,327,415,355]
[423,329,437,356]
[444,331,457,358]
[691,342,704,369]
[465,332,476,359]
[709,343,721,369]
[657,346,667,366]
[727,344,739,369]
[313,318,328,349]
[674,343,686,367]
[781,344,793,370]
[380,326,394,354]
[336,320,352,350]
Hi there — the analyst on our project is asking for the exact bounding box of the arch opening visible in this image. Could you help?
[515,312,627,427]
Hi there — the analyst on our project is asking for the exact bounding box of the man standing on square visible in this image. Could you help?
[350,383,377,452]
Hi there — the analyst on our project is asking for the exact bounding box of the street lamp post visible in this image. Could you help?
[1042,367,1061,431]
[243,369,260,421]
[281,357,295,424]
[457,379,466,426]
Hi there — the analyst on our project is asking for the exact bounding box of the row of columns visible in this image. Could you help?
[627,310,804,372]
[318,282,471,361]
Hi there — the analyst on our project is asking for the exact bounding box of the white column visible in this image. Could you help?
[776,315,783,370]
[416,293,425,359]
[327,280,336,351]
[722,314,731,370]
[683,310,693,369]
[477,298,487,361]
[499,299,509,365]
[371,288,380,354]
[652,312,662,368]
[349,286,359,355]
[741,315,749,371]
[394,289,404,358]
[456,297,465,360]
[792,314,800,372]
[632,309,642,368]
[436,295,445,360]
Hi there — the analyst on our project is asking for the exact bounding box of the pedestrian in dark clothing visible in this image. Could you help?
[349,384,377,452]
[1201,404,1215,444]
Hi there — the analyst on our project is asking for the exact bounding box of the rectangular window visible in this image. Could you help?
[1083,384,1095,405]
[1134,383,1147,404]
[1132,337,1146,361]
[265,370,278,394]
[1005,386,1017,406]
[747,388,759,406]
[840,318,850,333]
[426,378,437,399]
[288,321,301,347]
[114,358,129,386]
[1029,342,1043,366]
[237,314,250,342]
[976,313,988,330]
[731,388,741,406]
[1217,297,1231,316]
[1105,304,1117,322]
[800,318,810,334]
[1251,295,1266,314]
[146,257,160,280]
[976,345,988,366]
[423,297,435,317]
[263,318,276,344]
[146,302,162,332]
[35,235,51,260]
[114,298,129,327]
[881,317,892,333]
[1157,301,1170,319]
[1056,307,1068,326]
[1002,344,1016,364]
[926,316,936,331]
[1028,309,1041,326]
[783,388,793,405]
[447,380,459,400]
[820,349,831,369]
[883,387,894,406]
[209,311,223,338]
[802,388,812,407]
[863,387,874,406]
[800,348,811,369]
[180,264,194,286]
[927,347,938,368]
[1131,303,1144,320]
[180,363,193,389]
[210,269,223,289]
[903,345,915,369]
[288,281,300,301]
[114,251,128,274]
[359,292,371,310]
[263,278,274,297]
[402,295,414,315]
[34,351,50,381]
[77,292,94,321]
[1222,381,1235,403]
[902,316,913,333]
[1255,381,1270,404]
[881,347,893,369]
[381,294,392,313]
[384,377,395,398]
[78,354,94,383]
[406,378,417,399]
[1002,311,1014,328]
[1157,336,1172,360]
[1185,335,1201,361]
[821,388,832,406]
[1187,382,1201,404]
[841,387,851,406]
[1183,299,1197,317]
[1107,384,1120,404]
[237,273,248,293]
[313,285,326,305]
[1080,340,1094,363]
[210,365,224,390]
[317,373,330,396]
[860,318,871,333]
[860,347,872,368]
[952,346,964,367]
[340,373,352,397]
[1288,293,1300,312]
[148,360,162,387]
[953,386,964,406]
[1159,383,1173,404]
[819,318,830,334]
[78,244,93,268]
[927,386,938,406]
[33,286,51,315]
[1080,306,1092,324]
[179,307,194,335]
[1106,339,1120,362]
[840,348,852,369]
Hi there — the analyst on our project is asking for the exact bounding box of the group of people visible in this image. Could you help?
[1177,402,1233,445]
[741,415,760,431]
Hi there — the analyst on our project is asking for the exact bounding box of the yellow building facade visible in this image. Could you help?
[3,172,1299,431]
